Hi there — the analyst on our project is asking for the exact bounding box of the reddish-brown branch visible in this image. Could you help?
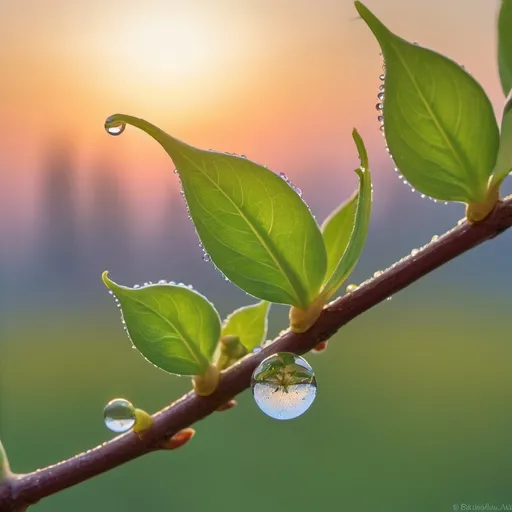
[2,197,512,511]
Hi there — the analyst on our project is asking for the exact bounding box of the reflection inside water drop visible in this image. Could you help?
[251,352,317,420]
[105,121,126,136]
[104,398,136,433]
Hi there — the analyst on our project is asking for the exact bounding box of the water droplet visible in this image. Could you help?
[346,284,358,293]
[379,73,385,81]
[133,284,140,289]
[411,248,419,256]
[104,118,126,136]
[279,172,288,181]
[251,353,316,420]
[373,270,383,278]
[294,187,303,197]
[158,279,167,284]
[377,92,385,101]
[386,296,393,301]
[103,399,136,433]
[379,84,385,91]
[431,235,439,242]
[413,41,419,46]
[457,218,465,226]
[376,103,383,111]
[203,253,211,262]
[378,115,384,123]
[252,346,262,354]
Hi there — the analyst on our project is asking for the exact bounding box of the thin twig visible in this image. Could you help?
[2,197,512,511]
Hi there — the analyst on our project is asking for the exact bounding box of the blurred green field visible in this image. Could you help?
[2,293,512,511]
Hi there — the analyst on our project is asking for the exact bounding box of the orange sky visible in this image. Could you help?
[0,0,505,237]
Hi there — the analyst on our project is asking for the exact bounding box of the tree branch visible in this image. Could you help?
[2,197,512,511]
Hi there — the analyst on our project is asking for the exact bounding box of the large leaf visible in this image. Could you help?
[490,95,512,190]
[320,130,372,299]
[498,0,512,96]
[102,272,221,376]
[104,114,327,309]
[222,301,270,351]
[355,2,499,204]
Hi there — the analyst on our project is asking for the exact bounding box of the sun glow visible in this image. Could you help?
[117,16,216,82]
[96,7,254,117]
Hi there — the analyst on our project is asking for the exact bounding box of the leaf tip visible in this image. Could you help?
[352,128,369,170]
[102,270,112,288]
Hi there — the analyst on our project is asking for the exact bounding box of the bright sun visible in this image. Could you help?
[120,17,213,81]
[105,7,242,91]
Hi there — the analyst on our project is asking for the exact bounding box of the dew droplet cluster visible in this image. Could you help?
[374,64,450,205]
[279,172,303,198]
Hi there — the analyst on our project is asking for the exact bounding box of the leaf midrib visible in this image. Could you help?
[127,293,205,368]
[390,39,475,197]
[180,152,310,307]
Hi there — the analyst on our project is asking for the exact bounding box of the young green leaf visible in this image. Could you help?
[498,0,512,96]
[104,114,327,309]
[321,192,357,284]
[490,94,512,190]
[320,129,372,299]
[355,2,499,203]
[222,301,270,351]
[102,272,221,376]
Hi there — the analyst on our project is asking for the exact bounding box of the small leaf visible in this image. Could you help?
[104,114,327,309]
[355,2,499,203]
[490,94,512,189]
[320,129,372,299]
[102,272,221,376]
[222,301,270,351]
[498,0,512,96]
[321,193,357,284]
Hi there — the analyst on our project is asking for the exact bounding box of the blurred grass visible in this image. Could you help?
[2,293,512,511]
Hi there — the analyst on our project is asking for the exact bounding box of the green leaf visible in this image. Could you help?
[102,272,221,376]
[104,114,327,309]
[490,95,512,189]
[222,301,270,351]
[355,2,499,203]
[320,129,372,299]
[321,192,357,283]
[498,0,512,96]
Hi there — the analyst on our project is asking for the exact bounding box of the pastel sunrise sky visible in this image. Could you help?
[0,0,505,246]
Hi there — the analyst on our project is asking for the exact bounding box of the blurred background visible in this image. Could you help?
[2,0,512,510]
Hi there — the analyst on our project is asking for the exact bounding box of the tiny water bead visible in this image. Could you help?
[104,117,126,136]
[104,399,136,433]
[251,352,317,420]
